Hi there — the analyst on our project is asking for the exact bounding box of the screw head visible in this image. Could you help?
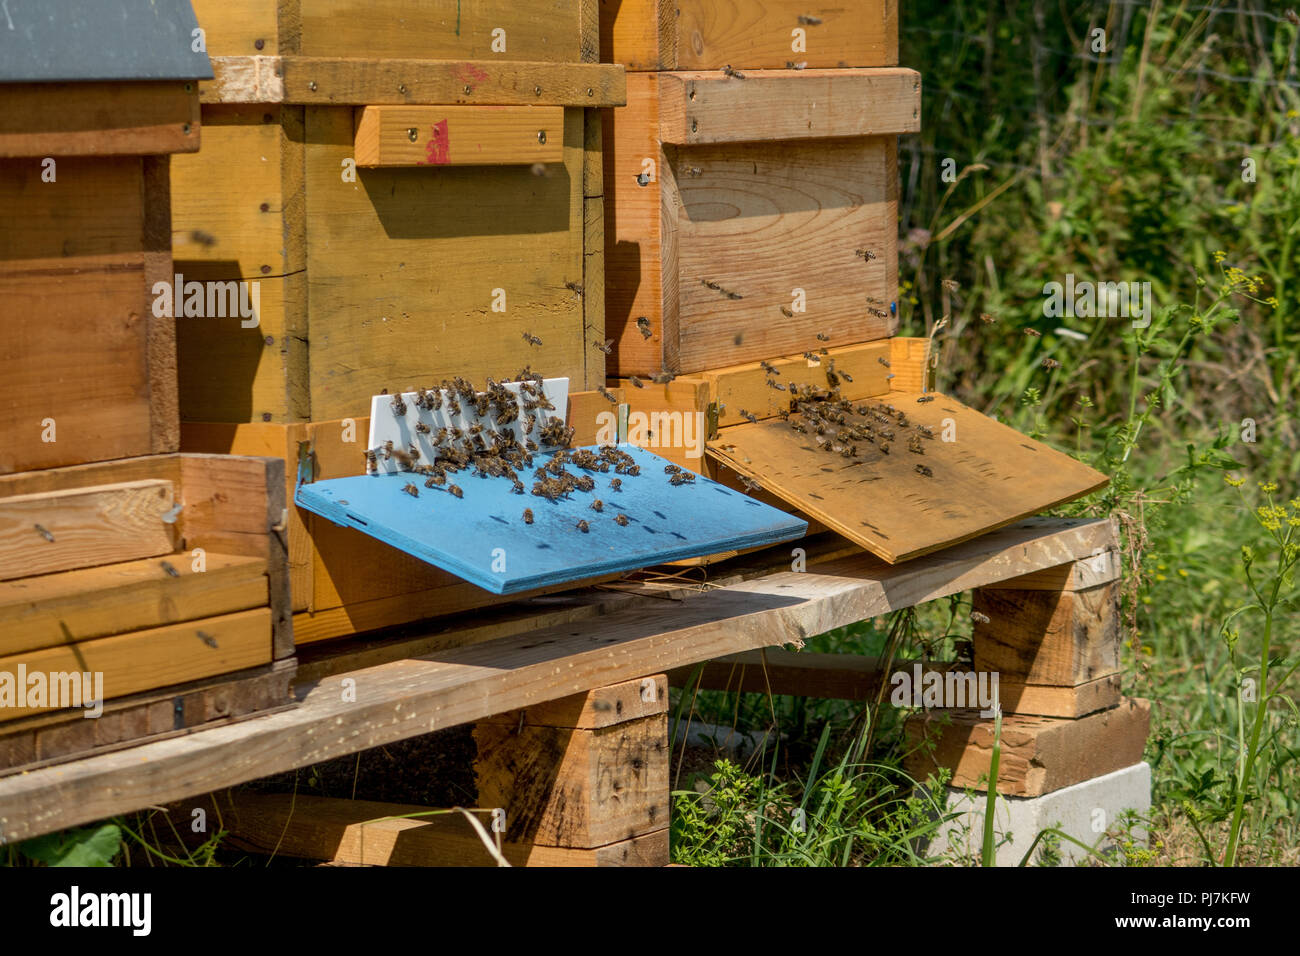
[182,123,192,134]
[464,84,472,94]
[308,80,317,91]
[407,127,419,142]
[254,38,265,50]
[262,412,273,422]
[260,264,272,275]
[537,130,547,144]
[264,335,275,346]
[533,85,542,96]
[259,202,270,212]
[398,83,407,93]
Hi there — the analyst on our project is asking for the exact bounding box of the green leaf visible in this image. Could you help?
[19,824,122,867]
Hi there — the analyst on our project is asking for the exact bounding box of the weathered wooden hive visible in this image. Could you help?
[0,0,295,773]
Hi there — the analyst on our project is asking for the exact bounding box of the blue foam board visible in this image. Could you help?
[294,444,807,595]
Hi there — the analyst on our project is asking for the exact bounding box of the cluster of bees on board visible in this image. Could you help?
[729,339,940,480]
[365,369,694,533]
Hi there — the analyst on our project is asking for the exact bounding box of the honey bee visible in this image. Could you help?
[1024,328,1042,338]
[916,394,935,403]
[636,316,653,339]
[614,513,630,526]
[392,447,418,470]
[576,519,590,533]
[565,281,585,296]
[512,479,525,494]
[907,435,924,454]
[841,444,857,458]
[575,475,596,492]
[669,471,695,485]
[448,484,463,498]
[768,379,786,391]
[425,473,446,488]
[446,396,461,416]
[523,332,543,346]
[590,499,604,512]
[816,332,830,342]
[980,312,997,324]
[364,449,378,473]
[781,306,794,318]
[759,360,780,376]
[523,508,534,524]
[402,483,419,497]
[915,464,933,477]
[879,442,890,454]
[854,248,876,261]
[382,439,395,460]
[628,376,645,388]
[970,610,990,624]
[798,14,823,24]
[739,475,761,493]
[597,386,618,404]
[594,338,614,354]
[390,394,408,416]
[877,357,891,368]
[609,477,622,492]
[738,409,758,423]
[802,351,821,363]
[840,370,854,383]
[721,63,746,79]
[664,463,680,474]
[1041,357,1062,370]
[415,422,431,434]
[650,371,676,384]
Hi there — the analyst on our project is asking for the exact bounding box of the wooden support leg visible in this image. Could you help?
[473,675,670,866]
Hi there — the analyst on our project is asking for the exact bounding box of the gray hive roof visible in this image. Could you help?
[0,0,213,83]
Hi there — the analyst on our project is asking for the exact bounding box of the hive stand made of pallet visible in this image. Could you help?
[603,67,918,376]
[0,515,1120,856]
[599,0,899,71]
[0,452,295,773]
[182,388,630,645]
[171,0,626,425]
[0,1,210,475]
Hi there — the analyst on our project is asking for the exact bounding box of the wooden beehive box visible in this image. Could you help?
[172,0,627,424]
[0,452,295,773]
[603,67,917,376]
[0,2,211,475]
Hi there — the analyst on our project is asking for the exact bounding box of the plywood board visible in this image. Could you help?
[707,392,1109,563]
[295,444,805,593]
[0,82,200,157]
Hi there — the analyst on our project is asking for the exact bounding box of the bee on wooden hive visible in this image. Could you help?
[402,483,419,497]
[721,63,746,79]
[523,332,543,346]
[597,386,618,405]
[879,441,890,454]
[448,484,463,498]
[608,477,622,492]
[790,420,807,433]
[523,508,534,524]
[614,513,630,526]
[738,409,758,423]
[816,332,830,342]
[970,610,990,624]
[768,379,786,391]
[565,281,585,296]
[781,306,794,318]
[802,351,820,363]
[576,519,589,533]
[841,444,857,458]
[877,357,891,368]
[759,360,780,376]
[739,475,761,493]
[628,375,644,389]
[390,394,408,416]
[590,499,604,512]
[594,338,614,354]
[907,435,924,455]
[915,464,933,477]
[636,316,653,339]
[651,370,675,384]
[916,395,935,404]
[445,395,461,416]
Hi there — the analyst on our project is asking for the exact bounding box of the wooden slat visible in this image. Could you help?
[0,517,1117,840]
[658,69,920,144]
[707,392,1110,563]
[197,792,668,866]
[189,0,281,57]
[614,377,713,472]
[705,341,892,428]
[982,551,1121,591]
[973,583,1120,686]
[0,660,295,776]
[603,0,897,70]
[0,480,176,581]
[354,106,564,167]
[0,82,200,157]
[905,698,1151,797]
[0,553,267,654]
[202,56,627,107]
[478,675,669,730]
[889,336,935,392]
[0,607,271,720]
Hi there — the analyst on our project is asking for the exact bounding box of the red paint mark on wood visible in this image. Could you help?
[455,62,489,85]
[420,120,450,165]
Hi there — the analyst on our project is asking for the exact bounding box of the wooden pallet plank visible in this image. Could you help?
[0,518,1116,839]
[973,582,1121,686]
[0,553,267,654]
[478,675,668,729]
[196,792,666,866]
[0,480,177,581]
[0,607,271,720]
